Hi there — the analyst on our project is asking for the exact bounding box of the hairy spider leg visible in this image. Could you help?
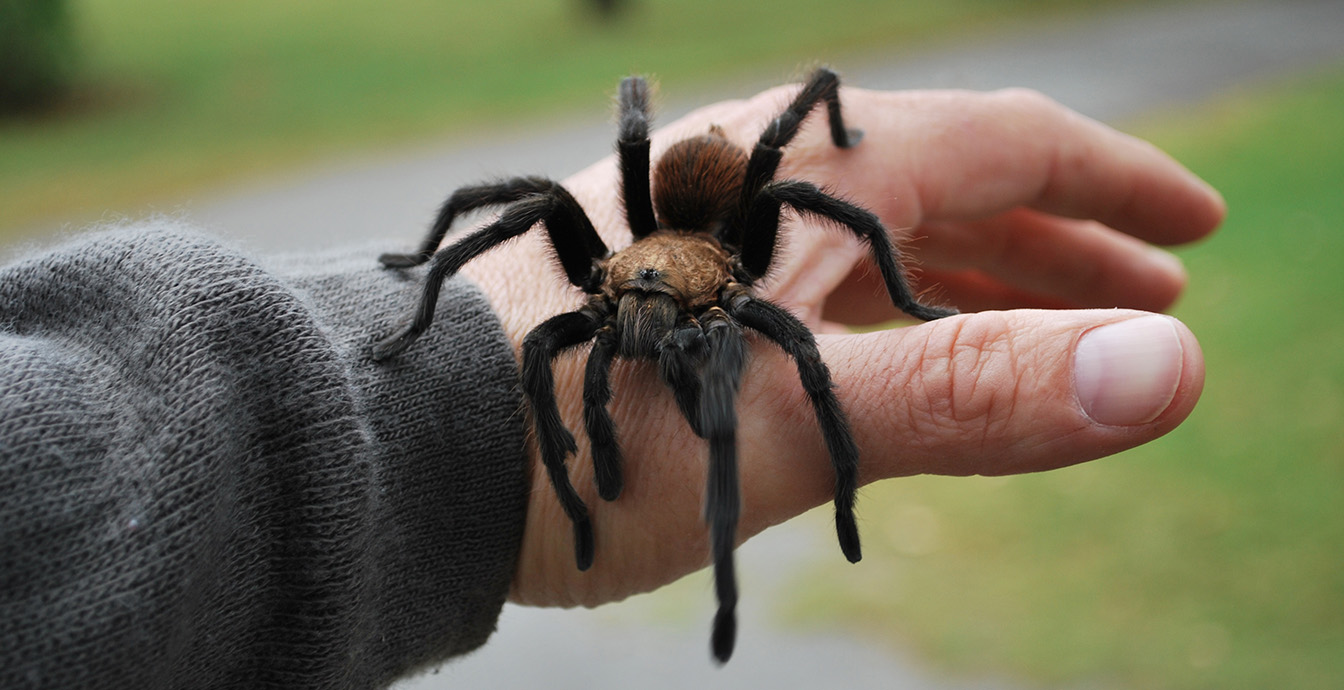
[729,67,861,248]
[372,186,609,360]
[658,319,709,437]
[379,176,558,267]
[582,324,623,501]
[729,295,862,563]
[698,309,748,663]
[617,76,658,239]
[524,308,607,571]
[741,180,958,322]
[762,67,860,152]
[582,315,709,503]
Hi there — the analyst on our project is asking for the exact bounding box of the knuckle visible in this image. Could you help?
[906,315,1028,443]
[990,86,1058,114]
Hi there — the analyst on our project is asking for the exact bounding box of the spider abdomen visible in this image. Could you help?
[652,130,749,233]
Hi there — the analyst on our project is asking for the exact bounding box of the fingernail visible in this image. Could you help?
[1074,315,1184,426]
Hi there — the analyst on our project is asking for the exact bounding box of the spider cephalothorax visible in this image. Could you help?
[372,68,955,662]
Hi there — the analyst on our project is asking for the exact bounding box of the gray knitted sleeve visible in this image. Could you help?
[0,222,530,689]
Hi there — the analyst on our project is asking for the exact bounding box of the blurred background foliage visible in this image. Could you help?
[3,1,1340,689]
[2,0,1169,240]
[0,0,76,114]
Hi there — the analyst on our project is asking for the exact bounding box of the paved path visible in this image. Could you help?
[53,0,1344,688]
[186,0,1344,258]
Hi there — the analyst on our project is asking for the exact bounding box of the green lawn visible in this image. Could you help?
[2,0,1170,241]
[786,64,1344,690]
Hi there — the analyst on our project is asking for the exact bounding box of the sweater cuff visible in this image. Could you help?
[273,246,528,679]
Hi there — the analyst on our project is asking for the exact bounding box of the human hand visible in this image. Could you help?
[457,84,1223,609]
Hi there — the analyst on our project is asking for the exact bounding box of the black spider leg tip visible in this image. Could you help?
[617,75,658,239]
[583,325,623,501]
[731,296,862,563]
[373,184,610,361]
[378,176,557,268]
[524,310,605,571]
[728,67,858,248]
[699,311,747,663]
[807,67,859,150]
[743,180,957,324]
[760,67,854,151]
[372,194,554,360]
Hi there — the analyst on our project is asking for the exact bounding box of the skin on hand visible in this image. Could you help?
[458,85,1224,609]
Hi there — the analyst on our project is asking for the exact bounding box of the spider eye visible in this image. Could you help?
[638,267,662,281]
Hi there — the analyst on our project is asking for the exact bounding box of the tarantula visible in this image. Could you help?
[371,68,955,662]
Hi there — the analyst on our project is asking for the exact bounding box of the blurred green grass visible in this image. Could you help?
[1,0,1161,240]
[787,64,1344,689]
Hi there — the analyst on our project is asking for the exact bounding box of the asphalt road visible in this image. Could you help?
[32,0,1344,688]
[182,0,1343,261]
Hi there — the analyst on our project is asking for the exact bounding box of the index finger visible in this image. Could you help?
[842,87,1226,245]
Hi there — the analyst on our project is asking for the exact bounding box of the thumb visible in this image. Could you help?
[741,310,1203,526]
[845,309,1204,478]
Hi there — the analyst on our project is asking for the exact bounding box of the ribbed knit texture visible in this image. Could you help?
[0,222,529,689]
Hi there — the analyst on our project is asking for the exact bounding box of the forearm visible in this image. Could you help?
[0,222,528,689]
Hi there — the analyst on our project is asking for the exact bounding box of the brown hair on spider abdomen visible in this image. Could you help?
[653,130,749,233]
